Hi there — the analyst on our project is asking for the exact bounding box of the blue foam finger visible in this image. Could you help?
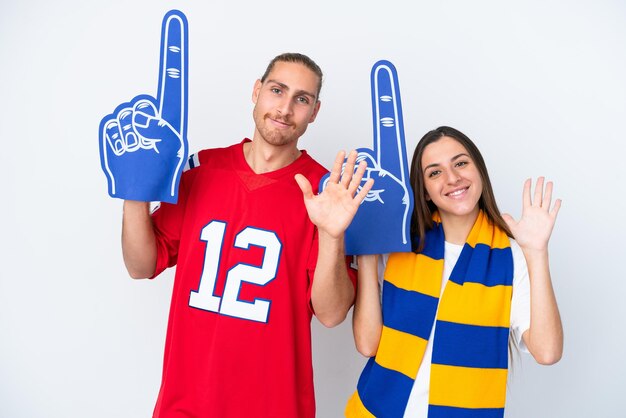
[319,60,414,255]
[158,11,188,137]
[373,61,409,182]
[98,10,189,204]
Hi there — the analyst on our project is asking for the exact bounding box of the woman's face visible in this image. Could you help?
[421,136,483,223]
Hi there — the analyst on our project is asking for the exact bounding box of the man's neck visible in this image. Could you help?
[243,140,301,174]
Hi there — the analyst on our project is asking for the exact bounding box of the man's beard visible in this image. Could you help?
[254,112,304,146]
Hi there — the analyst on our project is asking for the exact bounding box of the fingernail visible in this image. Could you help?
[115,138,124,153]
[134,112,150,128]
[126,132,138,148]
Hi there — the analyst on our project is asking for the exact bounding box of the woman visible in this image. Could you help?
[346,126,563,418]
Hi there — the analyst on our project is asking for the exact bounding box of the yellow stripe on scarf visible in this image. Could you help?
[384,252,444,298]
[430,364,508,409]
[375,326,428,379]
[345,391,376,418]
[437,281,512,327]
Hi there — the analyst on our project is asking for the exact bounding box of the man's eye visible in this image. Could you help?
[297,96,310,104]
[271,87,281,94]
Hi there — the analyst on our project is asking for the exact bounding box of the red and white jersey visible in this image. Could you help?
[150,139,351,418]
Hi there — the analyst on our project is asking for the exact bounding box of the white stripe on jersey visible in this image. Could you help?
[150,202,161,214]
[183,153,200,172]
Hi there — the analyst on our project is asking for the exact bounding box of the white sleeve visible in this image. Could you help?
[510,239,531,353]
[378,254,390,303]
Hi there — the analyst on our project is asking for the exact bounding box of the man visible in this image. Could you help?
[122,53,373,417]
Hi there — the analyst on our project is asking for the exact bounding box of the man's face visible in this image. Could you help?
[252,61,321,147]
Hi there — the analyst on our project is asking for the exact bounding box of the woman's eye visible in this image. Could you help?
[428,170,441,178]
[455,161,468,167]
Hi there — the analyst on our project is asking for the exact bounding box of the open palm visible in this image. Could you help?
[502,177,561,251]
[296,150,374,239]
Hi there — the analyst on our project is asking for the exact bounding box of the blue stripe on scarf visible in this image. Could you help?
[449,244,513,287]
[429,405,504,418]
[357,358,413,418]
[382,281,438,340]
[420,222,445,260]
[431,321,509,369]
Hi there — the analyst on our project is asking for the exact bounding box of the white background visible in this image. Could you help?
[1,1,625,417]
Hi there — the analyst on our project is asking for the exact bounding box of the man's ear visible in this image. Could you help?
[252,79,262,103]
[308,100,321,123]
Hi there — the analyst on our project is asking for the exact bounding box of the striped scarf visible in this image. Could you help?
[346,210,513,418]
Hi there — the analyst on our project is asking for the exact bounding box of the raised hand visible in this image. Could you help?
[319,60,413,254]
[296,151,374,239]
[99,10,189,203]
[502,177,562,251]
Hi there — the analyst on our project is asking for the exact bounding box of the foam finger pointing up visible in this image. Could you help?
[158,10,188,136]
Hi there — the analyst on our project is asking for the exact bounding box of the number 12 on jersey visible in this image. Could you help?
[188,221,282,323]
